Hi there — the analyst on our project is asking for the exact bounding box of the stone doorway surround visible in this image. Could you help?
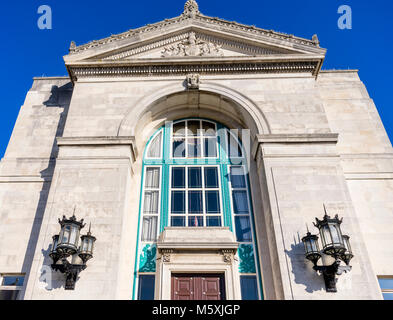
[155,227,241,300]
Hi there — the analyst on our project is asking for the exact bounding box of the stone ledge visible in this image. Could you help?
[157,227,239,251]
[256,133,339,144]
[57,136,137,160]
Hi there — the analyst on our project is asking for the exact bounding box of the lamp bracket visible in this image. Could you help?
[51,258,87,290]
[313,260,351,292]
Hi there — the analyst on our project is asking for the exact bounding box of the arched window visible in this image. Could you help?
[134,119,263,300]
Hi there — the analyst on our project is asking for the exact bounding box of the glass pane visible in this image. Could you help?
[330,225,341,244]
[322,226,332,245]
[62,226,70,244]
[172,167,185,188]
[171,191,185,214]
[188,216,203,227]
[143,191,159,214]
[173,122,185,136]
[188,167,202,188]
[138,275,155,300]
[235,216,252,242]
[141,216,158,241]
[379,278,393,290]
[232,191,249,214]
[145,168,160,188]
[240,276,259,300]
[206,216,221,227]
[382,293,393,300]
[230,166,246,188]
[173,138,186,158]
[171,217,185,227]
[205,191,220,214]
[69,226,78,246]
[204,138,217,158]
[202,121,216,136]
[204,167,219,188]
[2,276,24,286]
[187,120,200,136]
[147,132,162,158]
[188,191,203,213]
[0,290,20,300]
[187,138,201,158]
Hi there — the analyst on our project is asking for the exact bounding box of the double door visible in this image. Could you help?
[171,273,226,300]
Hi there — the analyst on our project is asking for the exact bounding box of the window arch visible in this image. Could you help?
[134,118,263,300]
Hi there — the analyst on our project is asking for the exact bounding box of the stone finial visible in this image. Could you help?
[312,34,320,47]
[183,0,200,18]
[69,41,76,52]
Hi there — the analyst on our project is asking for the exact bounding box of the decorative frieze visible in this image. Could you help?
[69,60,319,81]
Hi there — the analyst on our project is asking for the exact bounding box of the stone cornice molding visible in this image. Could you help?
[252,133,339,159]
[66,56,323,83]
[56,136,138,161]
[67,14,322,58]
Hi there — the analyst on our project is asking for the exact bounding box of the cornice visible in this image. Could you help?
[66,56,323,83]
[67,14,323,58]
[57,136,138,160]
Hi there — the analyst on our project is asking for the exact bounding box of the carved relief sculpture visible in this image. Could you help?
[161,32,224,57]
[186,73,200,89]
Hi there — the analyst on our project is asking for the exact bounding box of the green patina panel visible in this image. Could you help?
[238,244,256,274]
[139,244,157,272]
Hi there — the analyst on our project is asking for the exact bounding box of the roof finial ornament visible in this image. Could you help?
[312,34,320,47]
[69,41,76,53]
[183,0,200,18]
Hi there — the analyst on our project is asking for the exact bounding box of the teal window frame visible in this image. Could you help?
[132,118,264,300]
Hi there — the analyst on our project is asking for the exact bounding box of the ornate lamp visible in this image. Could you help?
[56,215,85,257]
[302,205,354,293]
[302,232,321,266]
[313,210,346,258]
[49,209,96,290]
[79,224,96,264]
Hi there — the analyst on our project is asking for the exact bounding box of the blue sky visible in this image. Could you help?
[1,0,392,157]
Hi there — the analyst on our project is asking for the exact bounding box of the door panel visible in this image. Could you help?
[172,274,225,300]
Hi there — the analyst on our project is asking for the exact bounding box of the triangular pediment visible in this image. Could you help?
[64,1,326,81]
[83,29,302,62]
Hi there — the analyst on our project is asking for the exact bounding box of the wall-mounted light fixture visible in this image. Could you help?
[49,213,96,290]
[302,206,353,292]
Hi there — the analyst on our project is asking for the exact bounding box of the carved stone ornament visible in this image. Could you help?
[186,73,200,89]
[221,249,235,264]
[161,32,224,57]
[161,249,174,263]
[183,0,200,18]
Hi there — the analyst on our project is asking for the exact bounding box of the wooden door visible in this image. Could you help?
[171,274,225,300]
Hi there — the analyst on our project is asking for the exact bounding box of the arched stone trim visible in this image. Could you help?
[117,81,270,137]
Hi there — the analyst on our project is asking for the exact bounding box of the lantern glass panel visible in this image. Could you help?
[321,225,331,246]
[81,238,88,252]
[310,238,318,252]
[62,225,71,244]
[330,224,342,244]
[343,236,352,253]
[304,241,311,254]
[88,239,93,253]
[52,236,58,252]
[69,225,79,246]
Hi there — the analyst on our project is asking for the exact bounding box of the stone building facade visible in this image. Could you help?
[0,1,392,300]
